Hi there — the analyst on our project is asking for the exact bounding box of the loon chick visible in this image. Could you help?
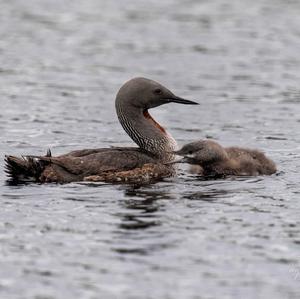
[173,139,276,177]
[5,77,198,184]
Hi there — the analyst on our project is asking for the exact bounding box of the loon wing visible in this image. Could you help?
[5,147,158,183]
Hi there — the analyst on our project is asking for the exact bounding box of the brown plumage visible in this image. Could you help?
[4,78,198,184]
[84,163,175,184]
[174,140,277,177]
[5,147,169,184]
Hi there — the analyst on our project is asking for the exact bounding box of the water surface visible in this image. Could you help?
[1,0,300,298]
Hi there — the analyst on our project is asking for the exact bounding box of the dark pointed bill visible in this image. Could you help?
[164,150,189,165]
[164,159,182,165]
[164,157,188,165]
[169,96,199,105]
[172,149,184,155]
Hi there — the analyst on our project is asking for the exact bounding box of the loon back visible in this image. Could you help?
[4,147,163,184]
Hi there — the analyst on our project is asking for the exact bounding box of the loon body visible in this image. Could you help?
[5,78,198,184]
[174,139,276,177]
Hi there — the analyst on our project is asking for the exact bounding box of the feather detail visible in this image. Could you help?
[4,150,52,183]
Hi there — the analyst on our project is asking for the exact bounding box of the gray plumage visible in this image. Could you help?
[174,139,277,177]
[5,77,198,184]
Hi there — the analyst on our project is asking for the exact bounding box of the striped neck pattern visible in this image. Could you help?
[116,101,177,161]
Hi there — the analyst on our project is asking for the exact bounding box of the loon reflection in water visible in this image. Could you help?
[5,77,198,184]
[173,139,277,178]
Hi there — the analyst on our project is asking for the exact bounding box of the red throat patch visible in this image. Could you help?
[143,110,166,134]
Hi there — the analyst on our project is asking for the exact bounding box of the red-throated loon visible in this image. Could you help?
[173,139,276,177]
[5,77,198,184]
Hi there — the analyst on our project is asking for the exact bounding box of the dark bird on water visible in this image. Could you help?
[173,139,276,177]
[5,77,198,184]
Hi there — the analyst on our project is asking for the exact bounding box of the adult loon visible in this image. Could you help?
[5,77,198,184]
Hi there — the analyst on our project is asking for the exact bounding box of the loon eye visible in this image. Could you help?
[188,151,193,155]
[154,88,162,95]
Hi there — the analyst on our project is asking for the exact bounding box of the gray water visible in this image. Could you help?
[1,0,300,298]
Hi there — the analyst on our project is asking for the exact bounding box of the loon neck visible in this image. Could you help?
[116,103,177,160]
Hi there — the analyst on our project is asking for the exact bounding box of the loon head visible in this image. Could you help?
[116,77,198,110]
